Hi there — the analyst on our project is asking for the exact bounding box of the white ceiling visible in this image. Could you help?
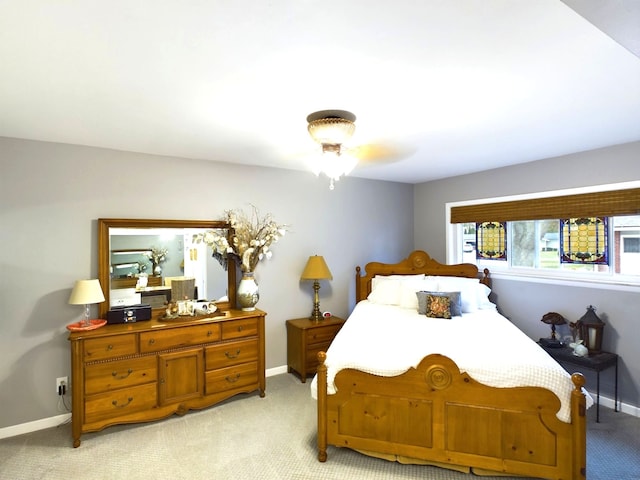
[1,0,639,184]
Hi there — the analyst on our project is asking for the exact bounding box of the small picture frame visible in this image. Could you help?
[177,300,194,316]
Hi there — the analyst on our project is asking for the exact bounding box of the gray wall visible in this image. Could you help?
[0,137,414,429]
[414,141,640,410]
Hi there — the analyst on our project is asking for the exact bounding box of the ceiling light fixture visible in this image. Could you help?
[306,110,357,190]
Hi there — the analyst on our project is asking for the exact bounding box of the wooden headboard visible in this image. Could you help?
[355,250,490,302]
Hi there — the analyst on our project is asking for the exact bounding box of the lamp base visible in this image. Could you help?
[309,280,324,322]
[67,319,107,331]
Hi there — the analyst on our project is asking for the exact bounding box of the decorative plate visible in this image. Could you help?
[66,319,108,331]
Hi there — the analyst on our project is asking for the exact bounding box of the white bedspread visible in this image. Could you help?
[311,300,593,422]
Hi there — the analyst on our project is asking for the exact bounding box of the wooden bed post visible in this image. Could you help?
[481,268,491,288]
[317,351,328,462]
[570,373,587,480]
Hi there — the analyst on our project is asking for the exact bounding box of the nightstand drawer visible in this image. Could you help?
[83,335,137,361]
[85,356,157,395]
[306,325,342,346]
[305,346,328,369]
[140,323,220,353]
[205,339,258,369]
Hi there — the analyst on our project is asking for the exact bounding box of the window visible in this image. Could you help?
[458,215,640,281]
[476,221,507,260]
[449,183,640,286]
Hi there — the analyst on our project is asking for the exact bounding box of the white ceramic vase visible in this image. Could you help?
[237,271,259,311]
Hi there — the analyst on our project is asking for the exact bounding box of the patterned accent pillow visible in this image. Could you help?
[417,291,462,317]
[426,294,451,319]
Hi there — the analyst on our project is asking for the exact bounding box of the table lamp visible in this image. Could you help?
[539,311,566,347]
[68,279,107,331]
[300,255,333,322]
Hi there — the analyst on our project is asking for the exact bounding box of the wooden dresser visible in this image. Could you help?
[68,309,265,447]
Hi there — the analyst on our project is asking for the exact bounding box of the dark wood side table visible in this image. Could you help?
[539,344,618,422]
[286,316,345,383]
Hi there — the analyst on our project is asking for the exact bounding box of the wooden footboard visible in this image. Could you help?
[317,352,587,480]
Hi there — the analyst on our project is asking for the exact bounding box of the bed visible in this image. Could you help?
[315,250,589,480]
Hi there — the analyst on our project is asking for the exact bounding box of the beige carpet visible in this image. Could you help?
[0,374,637,479]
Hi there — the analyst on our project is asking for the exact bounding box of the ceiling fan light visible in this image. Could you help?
[306,110,358,189]
[318,150,357,180]
[308,118,355,145]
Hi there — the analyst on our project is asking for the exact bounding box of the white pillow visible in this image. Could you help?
[399,278,439,309]
[475,283,494,309]
[367,278,402,305]
[371,274,424,291]
[435,276,492,313]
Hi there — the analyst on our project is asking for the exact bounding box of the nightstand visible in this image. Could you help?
[286,316,345,383]
[539,344,618,422]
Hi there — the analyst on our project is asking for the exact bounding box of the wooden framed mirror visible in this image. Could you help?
[98,218,236,318]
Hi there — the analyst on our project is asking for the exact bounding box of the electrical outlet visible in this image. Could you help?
[56,376,68,395]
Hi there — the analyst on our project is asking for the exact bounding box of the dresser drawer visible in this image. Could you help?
[139,323,221,353]
[83,335,137,362]
[221,318,258,340]
[84,383,157,424]
[84,356,157,395]
[306,324,341,347]
[205,362,258,394]
[205,339,258,370]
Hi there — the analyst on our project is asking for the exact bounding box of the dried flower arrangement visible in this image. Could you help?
[194,205,287,273]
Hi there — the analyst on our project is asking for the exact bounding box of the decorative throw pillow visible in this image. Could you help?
[417,291,462,317]
[425,294,451,319]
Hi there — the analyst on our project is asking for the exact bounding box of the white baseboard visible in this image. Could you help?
[2,369,633,441]
[0,413,71,440]
[266,365,288,377]
[0,365,290,440]
[587,389,640,417]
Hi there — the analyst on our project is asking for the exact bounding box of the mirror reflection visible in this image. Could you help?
[108,228,229,309]
[98,219,236,318]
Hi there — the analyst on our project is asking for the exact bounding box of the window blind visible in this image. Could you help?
[450,188,640,224]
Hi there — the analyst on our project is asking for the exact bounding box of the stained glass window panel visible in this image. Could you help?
[560,217,608,264]
[476,221,507,260]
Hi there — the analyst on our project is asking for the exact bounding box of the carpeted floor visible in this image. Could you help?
[0,374,638,479]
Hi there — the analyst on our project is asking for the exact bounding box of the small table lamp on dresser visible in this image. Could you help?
[300,255,333,322]
[67,279,107,331]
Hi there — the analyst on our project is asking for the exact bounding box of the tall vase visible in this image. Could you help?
[237,271,259,311]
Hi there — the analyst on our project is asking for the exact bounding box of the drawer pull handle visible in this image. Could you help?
[107,345,114,350]
[225,374,240,383]
[237,326,244,332]
[225,349,241,359]
[112,397,133,408]
[207,330,213,336]
[149,339,155,345]
[112,369,133,379]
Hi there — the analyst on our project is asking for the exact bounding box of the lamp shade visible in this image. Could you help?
[300,256,333,281]
[69,279,106,305]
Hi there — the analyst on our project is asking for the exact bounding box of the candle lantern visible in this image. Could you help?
[577,305,605,354]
